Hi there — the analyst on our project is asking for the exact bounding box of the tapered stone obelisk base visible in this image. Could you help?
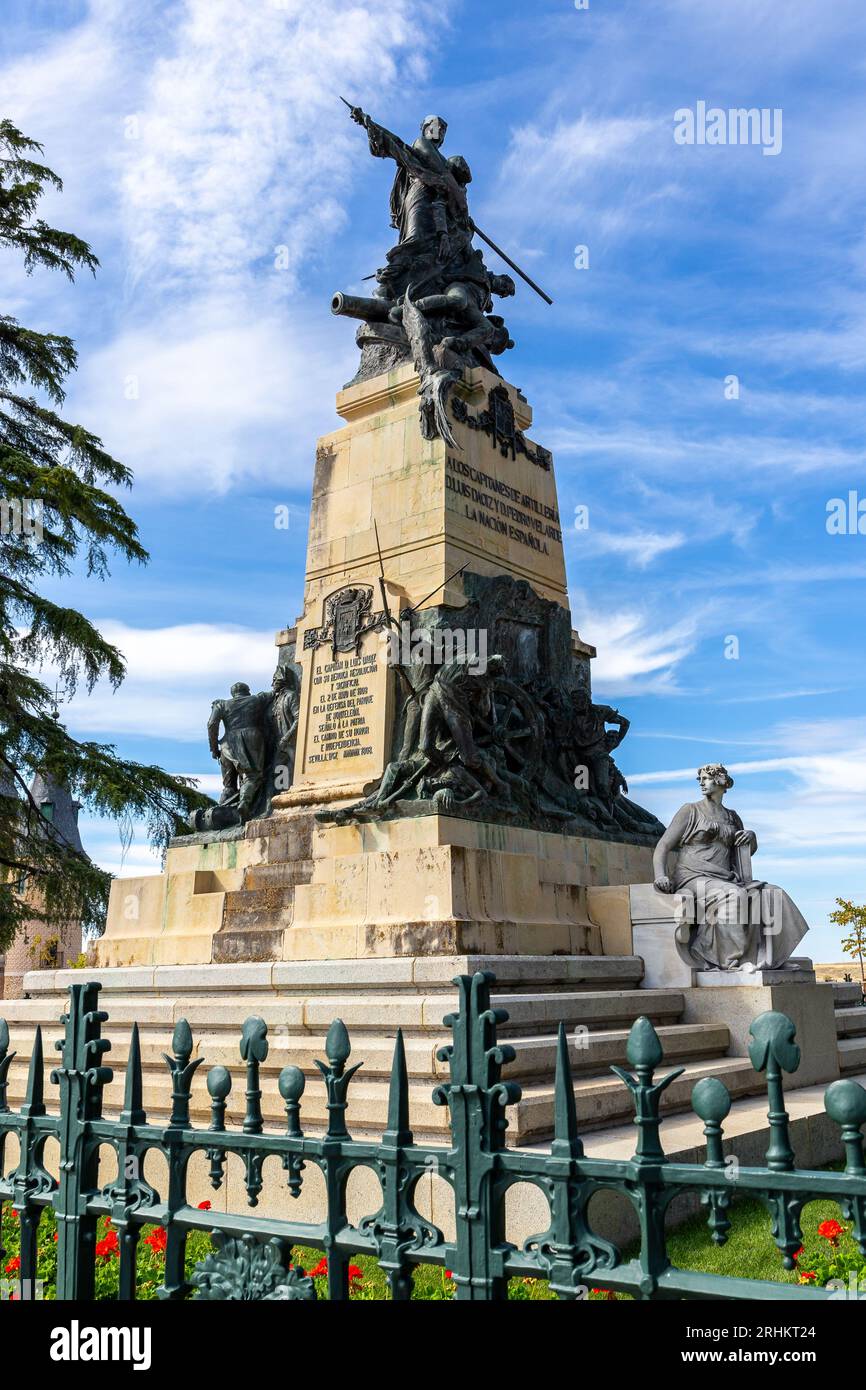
[93,362,654,968]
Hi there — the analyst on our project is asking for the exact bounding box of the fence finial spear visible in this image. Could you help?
[120,1022,146,1126]
[20,1024,45,1118]
[383,1028,412,1148]
[551,1022,583,1160]
[0,1019,15,1113]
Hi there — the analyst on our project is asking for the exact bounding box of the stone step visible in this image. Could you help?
[830,981,863,1008]
[242,861,314,890]
[4,1050,759,1141]
[0,957,718,1145]
[513,1056,765,1138]
[216,906,296,932]
[0,1034,750,1139]
[211,929,289,964]
[246,813,314,863]
[528,1021,730,1074]
[13,955,648,999]
[835,1005,866,1038]
[158,987,685,1034]
[0,985,687,1046]
[838,1036,866,1074]
[0,1018,730,1084]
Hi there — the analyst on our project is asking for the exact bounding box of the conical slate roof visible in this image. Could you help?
[27,769,84,855]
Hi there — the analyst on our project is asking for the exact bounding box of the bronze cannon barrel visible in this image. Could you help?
[330,292,392,322]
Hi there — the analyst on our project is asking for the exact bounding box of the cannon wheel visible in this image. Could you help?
[474,677,545,782]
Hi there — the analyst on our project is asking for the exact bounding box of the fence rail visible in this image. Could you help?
[1,972,865,1300]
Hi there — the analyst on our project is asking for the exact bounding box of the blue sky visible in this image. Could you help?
[3,0,865,962]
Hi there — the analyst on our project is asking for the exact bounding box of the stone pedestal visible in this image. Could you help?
[683,974,840,1088]
[273,361,571,814]
[586,882,841,1087]
[93,808,655,967]
[593,882,696,989]
[296,360,569,620]
[285,814,653,960]
[90,362,662,974]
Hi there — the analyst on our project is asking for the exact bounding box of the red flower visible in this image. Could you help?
[95,1230,119,1260]
[348,1264,363,1283]
[792,1246,804,1263]
[310,1257,328,1278]
[144,1227,167,1254]
[198,1201,212,1211]
[817,1219,844,1245]
[445,1270,453,1279]
[798,1270,817,1284]
[53,1232,58,1243]
[5,1256,20,1275]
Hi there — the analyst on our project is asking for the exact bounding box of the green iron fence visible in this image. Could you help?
[0,971,865,1301]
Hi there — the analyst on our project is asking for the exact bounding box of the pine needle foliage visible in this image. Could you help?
[0,120,209,948]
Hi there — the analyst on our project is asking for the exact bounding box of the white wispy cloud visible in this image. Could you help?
[549,419,866,480]
[577,527,687,568]
[119,0,437,293]
[0,0,448,494]
[51,621,279,740]
[626,717,866,866]
[488,113,672,244]
[69,297,346,493]
[573,599,702,695]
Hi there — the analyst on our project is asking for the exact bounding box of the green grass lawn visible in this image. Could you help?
[3,1176,862,1300]
[288,1183,858,1299]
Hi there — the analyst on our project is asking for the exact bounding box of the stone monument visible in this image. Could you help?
[92,103,665,971]
[4,109,846,1208]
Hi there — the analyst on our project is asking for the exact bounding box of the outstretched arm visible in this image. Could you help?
[350,107,414,165]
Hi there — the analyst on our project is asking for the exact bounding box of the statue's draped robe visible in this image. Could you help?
[666,801,808,969]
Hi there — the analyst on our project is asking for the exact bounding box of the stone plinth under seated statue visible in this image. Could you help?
[652,762,808,974]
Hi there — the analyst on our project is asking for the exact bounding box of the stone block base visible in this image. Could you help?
[94,809,655,967]
[587,882,841,1087]
[283,814,653,960]
[682,980,839,1087]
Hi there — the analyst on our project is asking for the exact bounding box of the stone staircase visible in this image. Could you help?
[832,980,866,1074]
[2,954,765,1145]
[214,856,315,963]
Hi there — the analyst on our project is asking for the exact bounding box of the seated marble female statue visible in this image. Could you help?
[652,763,808,971]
